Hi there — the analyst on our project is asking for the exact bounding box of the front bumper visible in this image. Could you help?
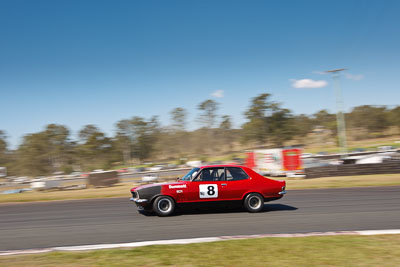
[129,197,149,208]
[130,190,149,205]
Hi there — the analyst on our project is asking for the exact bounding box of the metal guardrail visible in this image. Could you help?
[307,149,400,160]
[305,160,400,178]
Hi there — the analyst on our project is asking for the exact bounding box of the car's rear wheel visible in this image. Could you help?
[153,196,175,216]
[244,193,264,213]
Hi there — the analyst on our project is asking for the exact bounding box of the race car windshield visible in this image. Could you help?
[181,168,200,181]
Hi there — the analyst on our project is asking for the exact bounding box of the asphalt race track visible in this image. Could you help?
[1,186,400,251]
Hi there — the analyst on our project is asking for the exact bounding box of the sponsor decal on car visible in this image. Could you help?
[168,184,187,189]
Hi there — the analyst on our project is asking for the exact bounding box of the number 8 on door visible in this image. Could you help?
[199,184,218,198]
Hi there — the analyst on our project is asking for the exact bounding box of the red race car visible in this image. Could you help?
[130,165,286,216]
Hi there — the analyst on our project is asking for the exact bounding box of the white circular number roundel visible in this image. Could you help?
[199,184,218,198]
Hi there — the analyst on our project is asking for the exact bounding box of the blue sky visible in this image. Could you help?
[1,0,400,148]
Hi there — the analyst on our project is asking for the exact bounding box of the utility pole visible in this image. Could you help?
[326,68,348,157]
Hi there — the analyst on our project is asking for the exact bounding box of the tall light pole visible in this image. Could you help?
[326,68,348,157]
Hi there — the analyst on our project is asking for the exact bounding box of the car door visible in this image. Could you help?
[222,167,251,200]
[185,167,228,202]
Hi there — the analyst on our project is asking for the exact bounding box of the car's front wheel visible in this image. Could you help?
[243,193,264,213]
[153,196,175,216]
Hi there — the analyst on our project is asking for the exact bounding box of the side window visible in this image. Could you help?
[226,167,249,181]
[194,168,225,181]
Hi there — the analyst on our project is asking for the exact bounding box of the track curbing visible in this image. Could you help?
[1,229,400,256]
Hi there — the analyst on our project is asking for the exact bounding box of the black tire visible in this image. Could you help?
[243,193,264,213]
[153,196,175,216]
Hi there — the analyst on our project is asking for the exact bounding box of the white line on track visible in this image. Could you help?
[1,229,400,256]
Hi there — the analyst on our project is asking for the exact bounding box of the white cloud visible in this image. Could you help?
[290,79,328,89]
[211,90,224,98]
[345,73,364,81]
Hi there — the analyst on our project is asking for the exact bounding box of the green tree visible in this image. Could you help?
[12,125,73,176]
[130,116,160,162]
[170,107,187,132]
[198,100,218,129]
[348,105,389,134]
[115,119,132,165]
[16,132,52,176]
[78,125,113,171]
[292,114,314,138]
[241,93,273,145]
[169,107,188,157]
[220,115,232,131]
[312,110,337,135]
[45,124,71,172]
[197,100,219,155]
[219,115,233,150]
[114,117,161,163]
[268,106,294,146]
[0,130,7,166]
[242,94,294,146]
[79,124,100,142]
[388,106,400,131]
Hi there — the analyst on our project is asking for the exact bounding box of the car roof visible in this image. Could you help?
[200,164,246,169]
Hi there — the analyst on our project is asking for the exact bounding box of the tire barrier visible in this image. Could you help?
[87,171,119,187]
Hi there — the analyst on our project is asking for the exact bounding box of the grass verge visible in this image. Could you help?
[1,173,400,204]
[1,235,400,266]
